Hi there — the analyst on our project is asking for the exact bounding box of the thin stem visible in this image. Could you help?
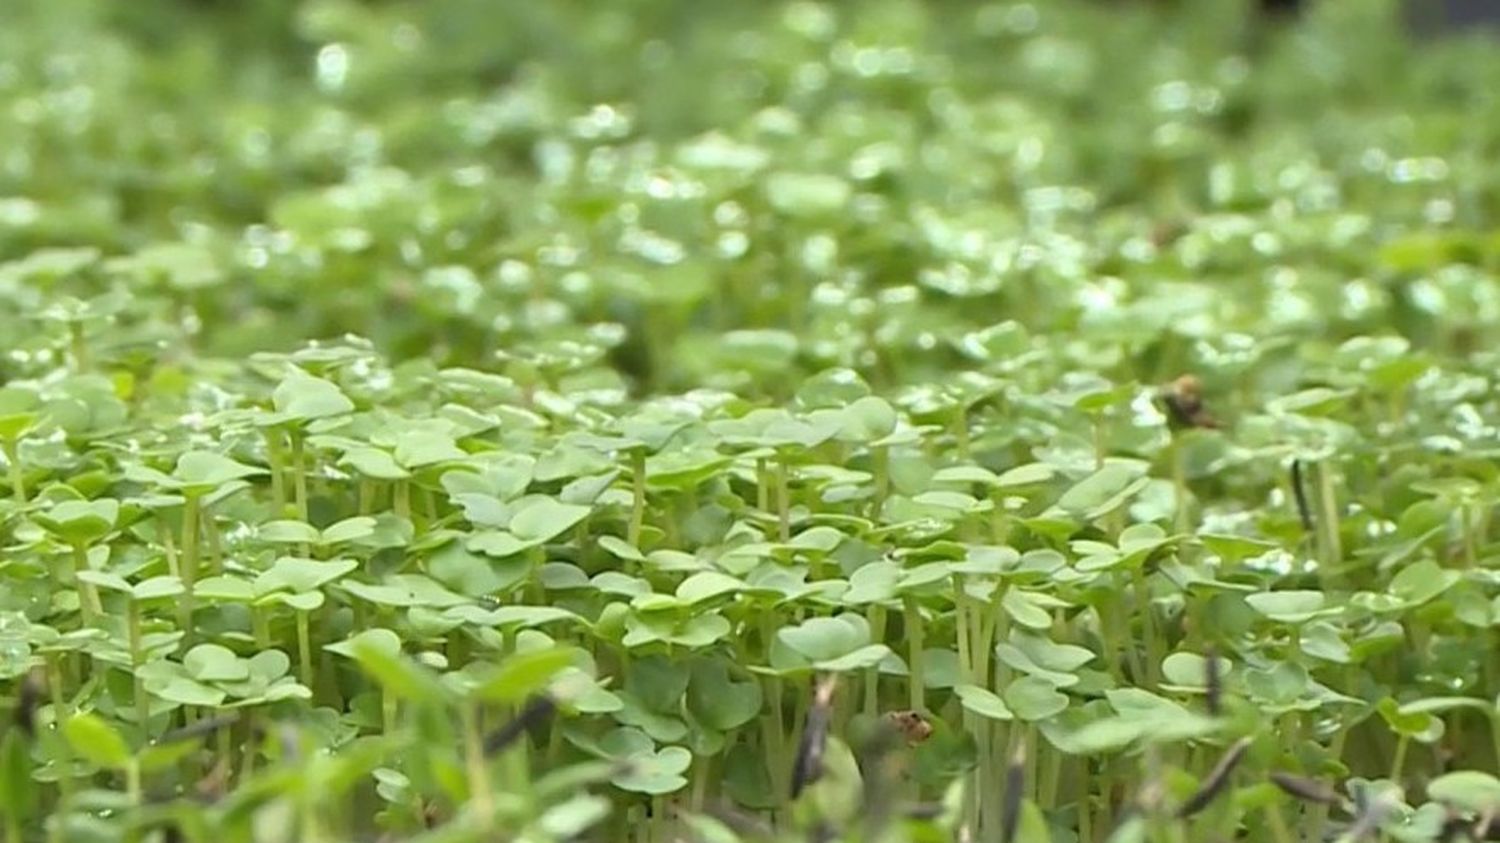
[775,457,791,542]
[905,595,926,712]
[755,457,769,514]
[179,493,202,640]
[1317,460,1342,573]
[864,603,886,717]
[128,601,149,731]
[1389,733,1410,785]
[393,479,411,521]
[462,705,495,828]
[252,608,271,649]
[204,511,224,576]
[70,543,102,623]
[290,430,310,524]
[125,761,142,807]
[46,653,73,808]
[67,321,89,372]
[264,428,287,510]
[1264,801,1295,843]
[871,445,890,519]
[2,439,25,503]
[953,406,971,460]
[1134,567,1162,689]
[1171,435,1190,533]
[629,448,647,546]
[297,610,314,690]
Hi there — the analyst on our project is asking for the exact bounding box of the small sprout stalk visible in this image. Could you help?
[775,457,791,541]
[629,447,647,546]
[1316,460,1342,572]
[296,609,314,690]
[2,439,25,503]
[289,430,310,524]
[179,492,202,638]
[462,705,495,828]
[67,321,89,372]
[1176,737,1251,819]
[69,543,102,623]
[263,428,287,509]
[1000,743,1025,843]
[790,676,836,799]
[904,595,926,712]
[871,445,890,518]
[127,601,148,730]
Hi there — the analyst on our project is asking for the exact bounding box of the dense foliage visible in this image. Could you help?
[2,0,1500,841]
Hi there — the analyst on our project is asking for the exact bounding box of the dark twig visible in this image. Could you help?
[1177,737,1252,818]
[1269,772,1343,808]
[1343,790,1397,842]
[156,712,241,746]
[1290,459,1314,533]
[13,669,44,737]
[1204,645,1222,717]
[483,694,556,757]
[790,675,837,799]
[1001,743,1026,843]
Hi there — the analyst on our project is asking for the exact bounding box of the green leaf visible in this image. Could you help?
[255,557,357,595]
[37,498,121,544]
[63,713,132,770]
[1427,771,1500,813]
[1003,676,1069,721]
[257,519,320,544]
[393,430,466,468]
[1160,652,1232,689]
[1388,559,1459,606]
[150,675,226,707]
[347,638,448,705]
[538,794,612,838]
[1056,463,1149,520]
[342,447,410,480]
[675,572,744,605]
[956,684,1015,721]
[325,628,403,659]
[272,370,354,421]
[765,172,850,217]
[610,745,692,795]
[777,615,871,663]
[688,660,764,731]
[816,644,892,673]
[836,397,898,442]
[474,647,579,703]
[0,731,35,824]
[1245,590,1332,624]
[509,498,591,544]
[173,451,266,491]
[184,644,249,682]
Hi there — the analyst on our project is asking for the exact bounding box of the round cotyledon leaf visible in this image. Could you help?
[509,498,591,544]
[688,659,764,731]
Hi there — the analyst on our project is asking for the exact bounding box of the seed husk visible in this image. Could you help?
[1177,737,1252,818]
[790,675,838,799]
[1001,743,1026,843]
[483,694,557,757]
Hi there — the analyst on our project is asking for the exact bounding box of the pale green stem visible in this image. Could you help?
[70,543,102,622]
[775,458,791,541]
[2,439,24,503]
[629,448,647,547]
[128,601,148,730]
[905,595,926,712]
[462,705,495,828]
[67,321,89,372]
[179,493,202,640]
